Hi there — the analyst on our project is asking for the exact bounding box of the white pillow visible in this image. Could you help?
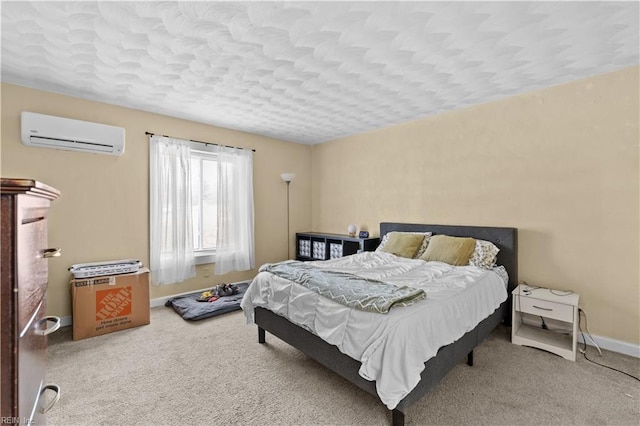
[376,232,432,258]
[468,240,500,269]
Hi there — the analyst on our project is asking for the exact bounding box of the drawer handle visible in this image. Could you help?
[532,305,553,311]
[43,248,62,258]
[40,383,61,413]
[35,316,61,336]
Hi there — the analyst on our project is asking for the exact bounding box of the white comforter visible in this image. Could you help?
[241,251,507,409]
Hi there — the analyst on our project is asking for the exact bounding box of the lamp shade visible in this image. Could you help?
[280,173,295,182]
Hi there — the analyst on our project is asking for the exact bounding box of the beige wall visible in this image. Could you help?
[1,83,312,318]
[2,66,638,344]
[312,66,640,344]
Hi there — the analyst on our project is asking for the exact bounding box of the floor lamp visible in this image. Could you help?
[280,173,295,259]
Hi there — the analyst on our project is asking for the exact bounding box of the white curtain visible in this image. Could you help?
[149,135,197,285]
[215,146,255,275]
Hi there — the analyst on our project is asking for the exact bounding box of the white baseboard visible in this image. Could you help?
[520,315,639,358]
[578,333,640,358]
[60,315,72,327]
[150,294,179,308]
[150,289,207,308]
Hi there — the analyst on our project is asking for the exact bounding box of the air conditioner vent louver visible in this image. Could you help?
[21,112,125,156]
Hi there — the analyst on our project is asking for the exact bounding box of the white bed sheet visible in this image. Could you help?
[241,251,507,409]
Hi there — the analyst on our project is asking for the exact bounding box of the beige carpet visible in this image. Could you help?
[47,306,639,425]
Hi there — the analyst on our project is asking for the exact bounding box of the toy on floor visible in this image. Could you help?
[215,283,239,297]
[196,283,239,302]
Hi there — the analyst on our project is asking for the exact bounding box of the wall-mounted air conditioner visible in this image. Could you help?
[21,112,125,156]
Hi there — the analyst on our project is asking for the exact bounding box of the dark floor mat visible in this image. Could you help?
[165,282,250,321]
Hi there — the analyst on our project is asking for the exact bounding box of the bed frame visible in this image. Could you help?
[254,222,518,426]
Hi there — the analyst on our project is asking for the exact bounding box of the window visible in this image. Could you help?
[150,134,254,283]
[190,149,218,264]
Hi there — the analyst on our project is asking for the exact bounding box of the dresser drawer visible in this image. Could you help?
[516,295,575,323]
[17,215,49,334]
[19,302,47,422]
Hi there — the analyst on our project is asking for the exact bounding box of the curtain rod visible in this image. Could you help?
[145,131,256,152]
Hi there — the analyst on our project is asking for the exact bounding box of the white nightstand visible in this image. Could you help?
[511,285,580,361]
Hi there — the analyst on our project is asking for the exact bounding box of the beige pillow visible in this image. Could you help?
[379,232,425,258]
[420,235,476,266]
[376,232,432,258]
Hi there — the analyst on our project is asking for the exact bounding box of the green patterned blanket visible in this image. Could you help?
[260,261,426,314]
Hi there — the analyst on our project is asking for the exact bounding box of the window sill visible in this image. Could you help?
[194,251,216,265]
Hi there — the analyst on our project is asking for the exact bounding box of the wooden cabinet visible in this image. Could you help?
[296,232,379,261]
[511,285,580,361]
[1,178,61,422]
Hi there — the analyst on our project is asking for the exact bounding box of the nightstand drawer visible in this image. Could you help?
[517,296,574,322]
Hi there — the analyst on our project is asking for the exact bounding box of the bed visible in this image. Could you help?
[241,222,517,425]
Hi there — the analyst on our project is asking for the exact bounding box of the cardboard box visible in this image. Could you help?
[71,268,150,340]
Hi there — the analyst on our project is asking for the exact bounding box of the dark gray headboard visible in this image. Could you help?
[380,222,518,292]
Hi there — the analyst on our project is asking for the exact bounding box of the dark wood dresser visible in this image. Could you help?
[1,178,61,423]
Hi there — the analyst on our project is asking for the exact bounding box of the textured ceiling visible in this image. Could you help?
[2,1,638,145]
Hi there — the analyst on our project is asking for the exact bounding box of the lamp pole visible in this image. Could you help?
[286,180,291,259]
[280,173,295,260]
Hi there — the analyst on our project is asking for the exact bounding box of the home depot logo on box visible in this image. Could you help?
[95,286,132,320]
